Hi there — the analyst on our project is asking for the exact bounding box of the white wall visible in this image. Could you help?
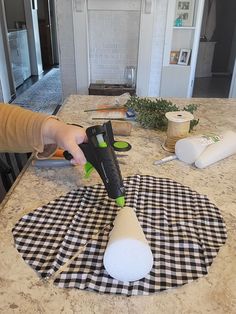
[88,10,140,84]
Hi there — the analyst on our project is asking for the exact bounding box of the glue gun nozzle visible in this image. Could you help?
[116,196,125,207]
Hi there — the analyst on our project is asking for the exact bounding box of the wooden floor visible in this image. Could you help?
[193,75,232,98]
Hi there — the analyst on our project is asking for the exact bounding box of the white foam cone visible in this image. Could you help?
[103,207,153,282]
[195,130,236,168]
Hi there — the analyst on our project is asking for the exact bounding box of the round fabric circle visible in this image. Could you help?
[12,175,227,296]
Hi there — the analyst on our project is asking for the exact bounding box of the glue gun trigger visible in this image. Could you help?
[63,146,95,178]
[84,162,94,178]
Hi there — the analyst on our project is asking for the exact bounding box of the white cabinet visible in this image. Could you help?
[160,0,205,97]
[8,30,31,88]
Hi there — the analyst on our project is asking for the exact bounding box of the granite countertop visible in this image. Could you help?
[0,95,236,313]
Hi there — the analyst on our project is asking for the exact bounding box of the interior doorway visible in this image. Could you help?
[193,0,236,98]
[38,0,59,70]
[2,0,59,99]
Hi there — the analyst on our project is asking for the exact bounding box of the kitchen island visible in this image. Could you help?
[0,95,236,313]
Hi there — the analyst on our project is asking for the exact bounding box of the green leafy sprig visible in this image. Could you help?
[125,96,199,131]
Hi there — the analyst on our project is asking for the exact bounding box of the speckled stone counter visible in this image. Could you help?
[1,95,236,313]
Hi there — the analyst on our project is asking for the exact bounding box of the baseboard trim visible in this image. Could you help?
[212,72,232,77]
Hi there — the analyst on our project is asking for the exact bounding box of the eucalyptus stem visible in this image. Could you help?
[125,96,199,131]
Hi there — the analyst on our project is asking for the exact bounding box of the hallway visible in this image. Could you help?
[193,75,232,98]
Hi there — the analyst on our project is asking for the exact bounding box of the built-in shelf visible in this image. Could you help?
[160,0,205,97]
[168,64,191,67]
[173,26,195,30]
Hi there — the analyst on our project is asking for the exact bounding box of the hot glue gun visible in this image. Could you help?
[64,121,131,207]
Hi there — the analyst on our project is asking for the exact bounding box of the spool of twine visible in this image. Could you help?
[162,111,194,153]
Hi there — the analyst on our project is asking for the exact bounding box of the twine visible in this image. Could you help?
[163,111,194,153]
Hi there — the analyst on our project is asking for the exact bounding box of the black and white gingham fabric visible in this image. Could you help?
[12,175,227,296]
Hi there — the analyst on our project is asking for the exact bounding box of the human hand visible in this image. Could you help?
[42,118,87,165]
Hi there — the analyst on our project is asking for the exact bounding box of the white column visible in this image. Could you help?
[136,0,155,96]
[0,27,11,102]
[72,0,89,94]
[229,58,236,98]
[24,0,43,75]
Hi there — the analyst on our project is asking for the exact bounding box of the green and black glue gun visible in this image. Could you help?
[64,121,131,207]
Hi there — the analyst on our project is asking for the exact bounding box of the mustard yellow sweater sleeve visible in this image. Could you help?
[0,103,57,156]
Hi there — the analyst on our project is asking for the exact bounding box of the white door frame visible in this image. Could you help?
[229,58,236,98]
[72,0,90,95]
[0,19,11,101]
[136,0,155,96]
[0,0,15,101]
[24,0,43,75]
[187,0,205,97]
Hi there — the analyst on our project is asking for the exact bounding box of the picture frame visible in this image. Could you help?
[174,0,195,27]
[178,49,191,65]
[169,51,180,64]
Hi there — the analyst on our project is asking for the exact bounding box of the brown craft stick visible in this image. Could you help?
[92,117,128,121]
[48,224,111,282]
[84,106,126,112]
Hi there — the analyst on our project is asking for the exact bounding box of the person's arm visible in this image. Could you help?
[0,103,87,164]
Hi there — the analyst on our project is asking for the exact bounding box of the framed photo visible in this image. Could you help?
[175,0,195,27]
[169,51,180,64]
[178,49,191,65]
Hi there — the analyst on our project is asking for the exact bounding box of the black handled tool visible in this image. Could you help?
[64,121,131,207]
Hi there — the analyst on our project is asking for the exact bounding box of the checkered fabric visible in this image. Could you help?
[12,175,227,296]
